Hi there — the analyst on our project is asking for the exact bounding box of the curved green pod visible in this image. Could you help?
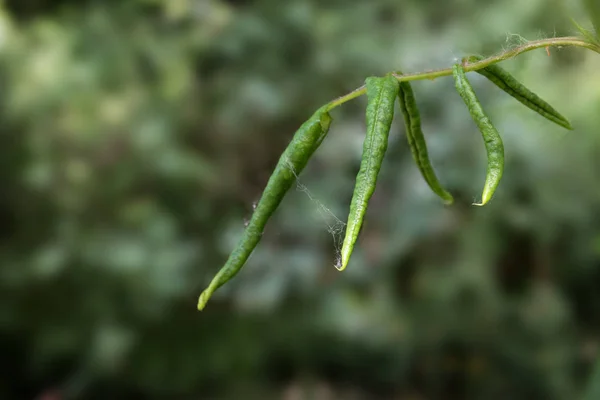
[338,75,399,271]
[453,64,505,206]
[465,55,573,130]
[197,105,332,310]
[397,78,453,204]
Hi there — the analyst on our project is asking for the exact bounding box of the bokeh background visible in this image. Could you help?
[1,0,600,399]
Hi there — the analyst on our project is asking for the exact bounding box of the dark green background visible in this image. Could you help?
[1,1,599,399]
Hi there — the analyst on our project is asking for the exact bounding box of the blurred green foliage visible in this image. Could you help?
[0,0,600,399]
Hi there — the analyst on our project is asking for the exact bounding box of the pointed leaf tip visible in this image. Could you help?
[197,290,210,311]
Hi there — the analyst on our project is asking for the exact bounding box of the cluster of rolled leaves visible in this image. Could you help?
[198,32,600,311]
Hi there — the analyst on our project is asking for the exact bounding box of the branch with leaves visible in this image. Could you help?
[197,27,600,311]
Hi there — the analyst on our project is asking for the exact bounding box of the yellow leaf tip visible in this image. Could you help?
[197,291,210,311]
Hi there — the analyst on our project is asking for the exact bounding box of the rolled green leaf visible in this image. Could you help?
[453,64,505,206]
[397,78,453,204]
[465,55,573,130]
[197,105,332,310]
[338,75,399,271]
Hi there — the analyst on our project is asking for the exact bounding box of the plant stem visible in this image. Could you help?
[326,36,600,111]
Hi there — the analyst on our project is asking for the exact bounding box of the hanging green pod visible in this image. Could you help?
[338,75,399,271]
[396,77,453,204]
[197,105,332,310]
[453,64,505,206]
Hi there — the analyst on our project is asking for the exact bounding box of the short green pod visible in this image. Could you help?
[453,64,505,206]
[397,78,453,204]
[465,55,573,130]
[197,105,332,310]
[338,75,399,271]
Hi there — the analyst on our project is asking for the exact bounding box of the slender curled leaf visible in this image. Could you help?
[453,64,504,206]
[338,75,399,271]
[197,105,332,310]
[396,78,453,204]
[571,18,600,46]
[464,55,573,130]
[583,0,600,41]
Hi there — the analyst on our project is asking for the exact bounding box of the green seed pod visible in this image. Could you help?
[197,105,332,310]
[338,75,399,271]
[397,78,453,204]
[453,64,505,206]
[465,55,573,130]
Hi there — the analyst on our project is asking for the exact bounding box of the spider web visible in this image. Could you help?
[282,157,346,269]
